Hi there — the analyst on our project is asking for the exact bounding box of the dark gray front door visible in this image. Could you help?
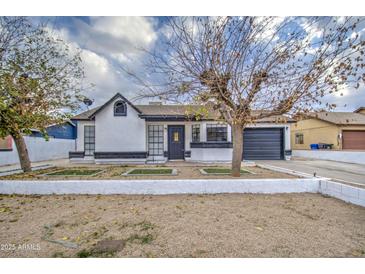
[168,125,185,160]
[243,128,284,160]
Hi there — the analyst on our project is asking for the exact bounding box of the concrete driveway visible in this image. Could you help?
[256,158,365,186]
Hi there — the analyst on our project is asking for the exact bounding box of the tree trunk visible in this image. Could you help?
[231,123,244,177]
[12,133,32,172]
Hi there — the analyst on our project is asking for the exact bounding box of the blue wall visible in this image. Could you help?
[31,122,76,139]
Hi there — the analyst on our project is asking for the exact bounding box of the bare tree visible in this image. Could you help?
[125,16,365,176]
[0,17,85,172]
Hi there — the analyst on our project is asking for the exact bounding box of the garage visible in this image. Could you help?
[243,128,284,160]
[342,131,365,150]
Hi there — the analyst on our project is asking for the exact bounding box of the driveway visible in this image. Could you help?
[257,158,365,186]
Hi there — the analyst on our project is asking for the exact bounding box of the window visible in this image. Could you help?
[173,132,179,142]
[207,124,227,142]
[84,125,95,156]
[114,101,127,116]
[148,125,164,156]
[192,124,200,142]
[295,133,304,144]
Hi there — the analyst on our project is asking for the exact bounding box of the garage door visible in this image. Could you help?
[342,131,365,150]
[243,128,284,160]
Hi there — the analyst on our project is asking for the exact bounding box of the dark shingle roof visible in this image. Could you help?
[72,106,101,120]
[136,105,221,120]
[72,103,293,123]
[71,93,293,123]
[354,107,365,113]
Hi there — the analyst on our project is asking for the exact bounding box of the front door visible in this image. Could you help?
[168,125,185,160]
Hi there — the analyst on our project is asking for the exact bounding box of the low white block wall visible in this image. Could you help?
[0,178,320,195]
[95,159,147,164]
[292,150,365,165]
[0,178,364,207]
[191,148,233,162]
[0,136,75,166]
[320,180,365,207]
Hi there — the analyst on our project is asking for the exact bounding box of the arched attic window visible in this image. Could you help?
[114,100,127,116]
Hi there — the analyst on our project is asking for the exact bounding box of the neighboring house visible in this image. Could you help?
[0,136,13,152]
[0,121,77,167]
[70,93,293,164]
[30,121,77,140]
[354,107,365,115]
[291,110,365,150]
[0,121,76,153]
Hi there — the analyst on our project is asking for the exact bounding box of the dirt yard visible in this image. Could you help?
[0,164,296,180]
[0,193,364,258]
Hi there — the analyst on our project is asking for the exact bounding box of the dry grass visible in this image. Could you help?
[0,164,296,180]
[0,193,364,258]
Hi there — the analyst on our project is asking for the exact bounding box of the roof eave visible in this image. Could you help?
[337,123,365,126]
[310,116,365,126]
[139,114,214,121]
[71,117,95,121]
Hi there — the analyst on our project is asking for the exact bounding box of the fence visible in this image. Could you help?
[0,136,75,166]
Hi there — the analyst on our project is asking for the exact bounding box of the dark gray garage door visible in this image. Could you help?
[243,128,284,160]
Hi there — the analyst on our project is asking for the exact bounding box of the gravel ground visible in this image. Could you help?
[0,193,364,258]
[0,165,296,180]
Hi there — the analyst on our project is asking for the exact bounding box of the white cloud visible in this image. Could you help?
[256,17,286,42]
[45,17,160,107]
[72,16,157,64]
[91,17,156,47]
[322,85,365,111]
[43,16,364,112]
[81,50,111,77]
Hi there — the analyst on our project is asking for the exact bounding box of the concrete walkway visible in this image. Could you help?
[256,158,365,186]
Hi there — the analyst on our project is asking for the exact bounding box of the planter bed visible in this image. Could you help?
[123,168,178,176]
[200,168,252,175]
[44,169,103,177]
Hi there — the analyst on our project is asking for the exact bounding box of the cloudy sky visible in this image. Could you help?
[43,16,364,112]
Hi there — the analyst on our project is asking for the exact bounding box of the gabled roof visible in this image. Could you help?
[305,112,365,126]
[72,106,101,120]
[72,93,295,123]
[51,120,76,127]
[354,107,365,113]
[89,93,142,118]
[136,105,219,120]
[30,120,76,133]
[72,93,142,120]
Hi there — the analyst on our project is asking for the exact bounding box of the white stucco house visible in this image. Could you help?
[70,93,293,164]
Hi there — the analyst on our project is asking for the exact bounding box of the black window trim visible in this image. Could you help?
[148,125,164,156]
[295,133,304,144]
[84,125,95,156]
[206,123,228,142]
[114,100,127,116]
[191,124,200,143]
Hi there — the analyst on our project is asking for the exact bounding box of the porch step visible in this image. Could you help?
[146,160,167,164]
